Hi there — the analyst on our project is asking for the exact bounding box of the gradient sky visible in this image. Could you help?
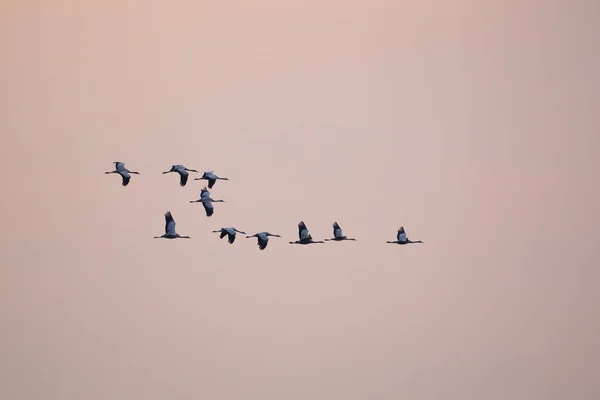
[1,1,599,399]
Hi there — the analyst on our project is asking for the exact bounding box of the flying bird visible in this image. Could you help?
[105,161,139,186]
[189,186,225,217]
[162,164,198,186]
[246,232,281,250]
[154,211,191,239]
[289,221,324,245]
[324,221,356,241]
[194,170,229,189]
[213,227,246,244]
[387,226,423,244]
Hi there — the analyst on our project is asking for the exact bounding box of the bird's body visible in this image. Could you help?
[289,221,324,245]
[213,227,246,244]
[162,164,198,186]
[387,226,423,244]
[324,221,356,241]
[154,211,191,239]
[189,186,225,217]
[194,170,229,189]
[246,232,281,250]
[105,161,139,186]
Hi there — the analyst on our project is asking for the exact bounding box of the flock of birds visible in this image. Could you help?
[105,161,424,250]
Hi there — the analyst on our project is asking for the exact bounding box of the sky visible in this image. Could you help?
[1,1,599,399]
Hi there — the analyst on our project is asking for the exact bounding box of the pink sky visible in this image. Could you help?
[1,1,599,399]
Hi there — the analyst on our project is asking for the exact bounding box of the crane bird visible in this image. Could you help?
[189,186,225,217]
[387,226,423,245]
[213,227,246,244]
[162,164,198,186]
[194,170,229,189]
[246,232,281,250]
[289,221,324,245]
[105,161,139,186]
[324,221,356,241]
[154,211,191,239]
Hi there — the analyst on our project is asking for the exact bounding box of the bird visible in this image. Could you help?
[387,226,423,244]
[289,221,324,245]
[105,161,139,186]
[194,170,229,189]
[213,227,246,244]
[324,221,356,241]
[162,164,198,186]
[189,186,225,217]
[246,232,281,250]
[154,211,191,239]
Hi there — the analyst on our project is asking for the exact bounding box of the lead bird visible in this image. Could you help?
[194,170,229,189]
[189,186,225,217]
[246,232,281,250]
[387,226,423,245]
[162,164,198,186]
[324,221,356,242]
[289,221,324,245]
[154,211,191,239]
[213,227,246,244]
[105,161,139,186]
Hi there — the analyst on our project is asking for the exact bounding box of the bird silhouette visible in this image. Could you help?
[154,211,191,239]
[162,164,198,186]
[105,161,139,186]
[246,232,281,250]
[289,221,324,245]
[386,226,423,244]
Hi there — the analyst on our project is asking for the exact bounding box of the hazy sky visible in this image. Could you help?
[1,1,599,399]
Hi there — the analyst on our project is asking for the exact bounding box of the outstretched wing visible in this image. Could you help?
[202,200,214,217]
[257,236,268,250]
[332,221,343,238]
[165,212,176,235]
[219,230,227,239]
[397,227,407,242]
[208,178,216,188]
[179,170,189,186]
[120,171,131,186]
[200,187,210,199]
[298,221,310,240]
[227,232,236,244]
[114,162,125,170]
